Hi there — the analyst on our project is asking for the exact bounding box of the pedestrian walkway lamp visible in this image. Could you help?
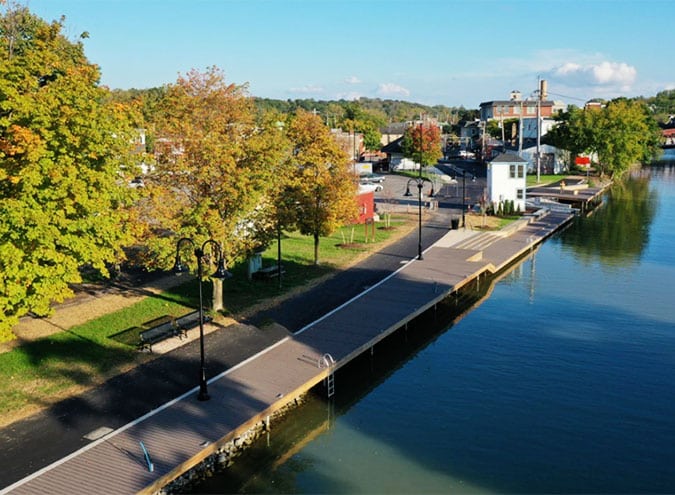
[404,176,435,260]
[173,237,232,401]
[460,171,476,228]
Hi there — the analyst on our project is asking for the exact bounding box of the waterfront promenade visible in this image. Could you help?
[2,210,573,495]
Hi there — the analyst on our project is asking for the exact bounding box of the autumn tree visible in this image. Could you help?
[142,67,289,305]
[401,122,443,168]
[285,110,358,265]
[0,5,141,340]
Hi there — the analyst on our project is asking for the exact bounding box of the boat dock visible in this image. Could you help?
[527,176,609,212]
[2,209,574,495]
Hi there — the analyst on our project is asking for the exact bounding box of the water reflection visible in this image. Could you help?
[559,173,657,267]
[186,278,498,494]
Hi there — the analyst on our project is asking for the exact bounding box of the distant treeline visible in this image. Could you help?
[110,87,675,129]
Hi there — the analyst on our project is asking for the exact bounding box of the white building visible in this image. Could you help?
[520,144,567,174]
[487,153,528,212]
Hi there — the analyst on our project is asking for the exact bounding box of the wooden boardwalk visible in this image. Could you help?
[2,210,573,495]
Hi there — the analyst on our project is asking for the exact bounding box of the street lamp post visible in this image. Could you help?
[404,175,435,260]
[460,171,476,228]
[173,237,232,401]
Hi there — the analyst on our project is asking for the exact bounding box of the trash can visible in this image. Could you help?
[451,218,460,230]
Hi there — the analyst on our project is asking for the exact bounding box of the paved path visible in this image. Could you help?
[0,208,455,491]
[1,209,573,494]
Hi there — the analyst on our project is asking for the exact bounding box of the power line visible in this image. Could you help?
[546,91,588,103]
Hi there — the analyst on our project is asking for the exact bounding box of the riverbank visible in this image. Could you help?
[2,208,573,495]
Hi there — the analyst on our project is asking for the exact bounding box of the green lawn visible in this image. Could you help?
[526,174,566,187]
[0,216,413,425]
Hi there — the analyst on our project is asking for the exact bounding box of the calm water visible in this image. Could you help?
[192,165,675,494]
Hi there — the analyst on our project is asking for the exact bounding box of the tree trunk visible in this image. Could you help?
[313,233,320,266]
[212,278,224,313]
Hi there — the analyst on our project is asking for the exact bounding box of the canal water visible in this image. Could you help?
[189,165,675,494]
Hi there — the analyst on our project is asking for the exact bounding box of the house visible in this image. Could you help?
[520,144,567,174]
[660,116,675,146]
[487,153,528,212]
[479,84,565,149]
[330,128,363,162]
[380,136,419,171]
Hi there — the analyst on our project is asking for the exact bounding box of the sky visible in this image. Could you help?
[22,0,675,109]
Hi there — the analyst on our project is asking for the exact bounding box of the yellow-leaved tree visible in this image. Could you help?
[140,67,289,308]
[285,110,358,265]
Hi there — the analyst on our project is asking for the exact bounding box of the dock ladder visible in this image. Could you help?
[319,353,336,398]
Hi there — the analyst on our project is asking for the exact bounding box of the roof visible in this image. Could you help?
[381,136,404,153]
[489,152,528,163]
[480,100,555,108]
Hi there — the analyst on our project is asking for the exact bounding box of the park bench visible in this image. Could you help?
[252,264,285,280]
[138,311,212,352]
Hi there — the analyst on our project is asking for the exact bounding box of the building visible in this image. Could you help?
[487,153,528,212]
[330,128,363,162]
[520,144,566,174]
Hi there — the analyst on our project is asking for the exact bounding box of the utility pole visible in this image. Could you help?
[536,77,541,183]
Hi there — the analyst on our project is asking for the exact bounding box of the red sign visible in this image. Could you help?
[575,156,591,166]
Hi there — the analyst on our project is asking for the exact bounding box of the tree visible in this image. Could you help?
[547,100,661,178]
[0,5,140,340]
[547,105,594,166]
[285,110,358,265]
[401,122,443,167]
[144,67,289,278]
[593,99,661,177]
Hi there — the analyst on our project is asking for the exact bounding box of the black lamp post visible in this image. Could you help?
[173,237,232,401]
[404,175,435,260]
[460,171,476,228]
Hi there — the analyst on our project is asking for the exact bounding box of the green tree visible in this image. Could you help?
[547,105,594,166]
[285,109,358,265]
[401,123,443,167]
[548,100,661,178]
[0,5,140,340]
[593,99,661,177]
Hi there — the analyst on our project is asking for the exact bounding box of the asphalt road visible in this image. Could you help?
[0,201,457,490]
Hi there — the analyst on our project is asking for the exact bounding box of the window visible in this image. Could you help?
[516,188,524,199]
[510,165,516,178]
[517,164,524,178]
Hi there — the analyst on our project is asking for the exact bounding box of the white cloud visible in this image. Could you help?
[336,91,362,100]
[345,75,361,84]
[376,83,410,97]
[288,84,324,94]
[552,60,637,89]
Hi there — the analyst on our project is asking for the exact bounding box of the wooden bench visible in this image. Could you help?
[139,321,179,352]
[138,311,212,352]
[252,264,285,280]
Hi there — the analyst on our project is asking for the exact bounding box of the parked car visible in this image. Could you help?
[359,173,386,183]
[358,181,383,193]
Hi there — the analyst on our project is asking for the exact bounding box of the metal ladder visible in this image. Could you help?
[319,353,336,398]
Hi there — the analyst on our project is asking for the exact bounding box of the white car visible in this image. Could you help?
[358,182,383,193]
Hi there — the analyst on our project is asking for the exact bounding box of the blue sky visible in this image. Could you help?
[24,0,675,108]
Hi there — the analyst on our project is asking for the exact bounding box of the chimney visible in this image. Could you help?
[540,80,548,100]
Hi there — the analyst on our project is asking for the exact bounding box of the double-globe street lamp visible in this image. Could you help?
[404,175,435,260]
[173,237,232,401]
